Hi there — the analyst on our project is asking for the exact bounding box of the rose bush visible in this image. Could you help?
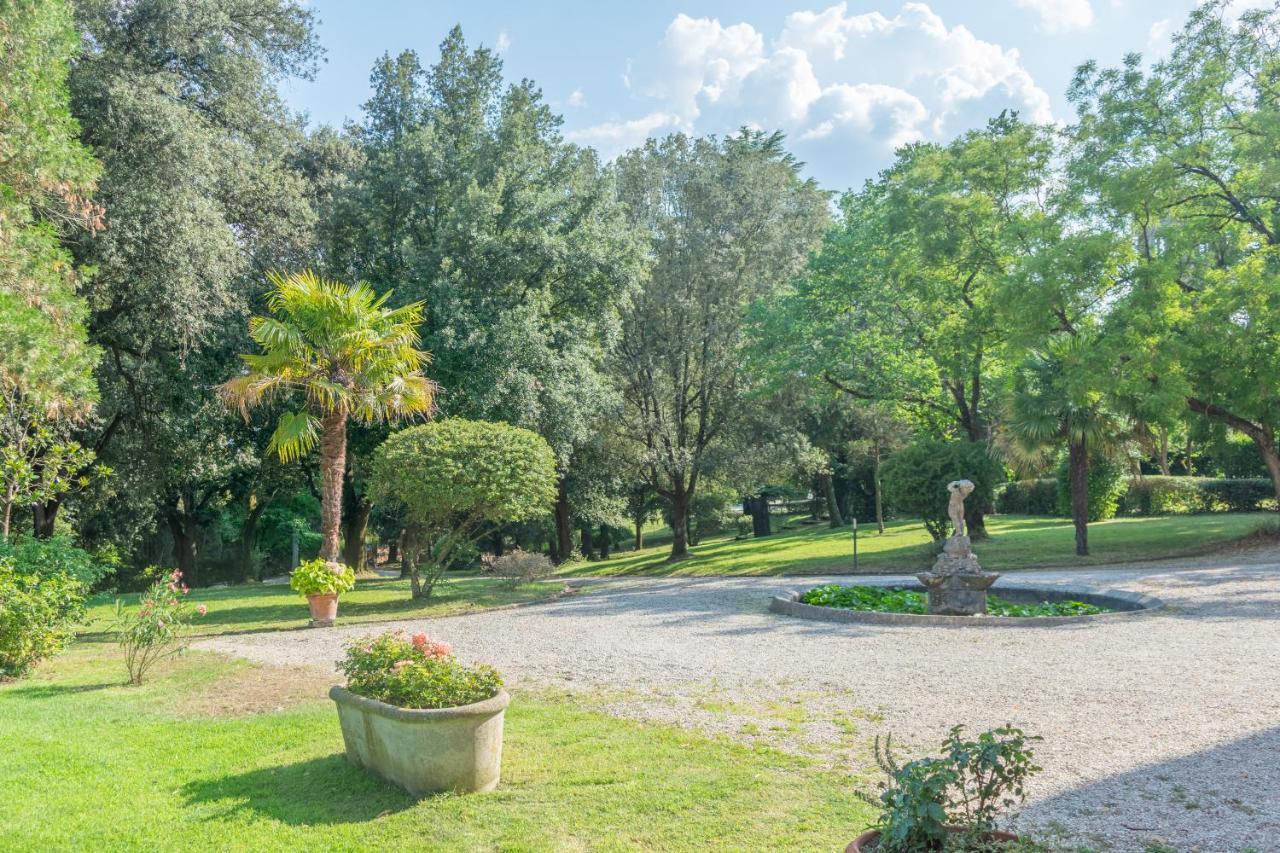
[339,630,502,710]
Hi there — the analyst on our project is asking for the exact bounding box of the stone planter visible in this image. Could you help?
[329,686,509,796]
[307,593,338,627]
[845,827,1021,851]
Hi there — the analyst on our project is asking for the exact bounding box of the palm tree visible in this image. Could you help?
[1005,336,1122,556]
[220,270,435,564]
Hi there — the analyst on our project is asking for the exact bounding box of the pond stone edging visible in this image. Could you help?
[769,585,1163,628]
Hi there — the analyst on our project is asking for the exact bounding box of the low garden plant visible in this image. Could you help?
[861,726,1043,851]
[0,555,84,678]
[339,630,502,710]
[289,557,356,598]
[112,569,205,685]
[799,585,1107,618]
[482,549,553,587]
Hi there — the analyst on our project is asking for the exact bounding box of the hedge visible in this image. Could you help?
[998,476,1276,516]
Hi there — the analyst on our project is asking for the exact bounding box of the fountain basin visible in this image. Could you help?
[769,583,1162,628]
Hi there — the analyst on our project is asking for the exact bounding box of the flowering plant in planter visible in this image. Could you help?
[113,569,206,685]
[338,630,501,709]
[289,558,356,597]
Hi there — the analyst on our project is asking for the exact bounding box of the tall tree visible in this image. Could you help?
[327,30,643,560]
[612,131,828,561]
[1069,1,1280,504]
[220,270,435,564]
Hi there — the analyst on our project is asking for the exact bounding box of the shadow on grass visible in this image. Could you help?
[182,754,418,826]
[0,680,121,699]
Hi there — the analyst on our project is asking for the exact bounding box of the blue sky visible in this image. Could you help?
[283,0,1213,191]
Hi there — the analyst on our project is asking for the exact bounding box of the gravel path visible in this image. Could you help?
[197,547,1280,851]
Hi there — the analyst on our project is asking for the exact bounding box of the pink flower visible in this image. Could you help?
[181,585,189,595]
[196,604,208,616]
[433,641,452,658]
[411,632,428,648]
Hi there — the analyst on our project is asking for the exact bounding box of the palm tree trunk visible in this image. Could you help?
[319,410,348,563]
[1069,436,1089,556]
[820,471,843,527]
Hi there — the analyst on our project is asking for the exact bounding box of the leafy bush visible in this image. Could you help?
[112,569,205,685]
[881,441,1004,540]
[0,556,85,678]
[800,585,1107,618]
[1120,476,1206,516]
[289,558,356,597]
[339,630,502,710]
[1055,454,1126,522]
[863,726,1042,851]
[734,514,753,539]
[1199,478,1274,513]
[994,479,1057,516]
[0,535,115,590]
[482,549,553,587]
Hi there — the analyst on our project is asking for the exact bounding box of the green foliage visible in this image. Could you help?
[338,630,502,710]
[370,419,558,599]
[0,554,83,678]
[0,0,102,413]
[111,570,204,685]
[799,585,1107,618]
[864,726,1042,851]
[995,480,1058,516]
[1055,455,1126,522]
[288,558,355,598]
[1120,477,1275,515]
[734,514,753,539]
[881,441,1003,540]
[0,534,113,591]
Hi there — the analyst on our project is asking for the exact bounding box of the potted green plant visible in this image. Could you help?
[289,558,356,627]
[848,726,1042,852]
[330,631,507,795]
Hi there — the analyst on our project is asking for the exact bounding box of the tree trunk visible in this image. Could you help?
[238,496,268,583]
[33,498,59,538]
[1186,397,1280,509]
[1185,433,1194,476]
[746,494,771,537]
[580,525,594,560]
[633,517,644,551]
[820,471,843,527]
[874,446,885,534]
[966,505,989,541]
[669,489,691,561]
[553,477,574,563]
[599,525,611,560]
[388,537,399,565]
[342,497,372,571]
[1158,427,1171,476]
[318,410,348,563]
[1069,436,1089,556]
[398,529,412,578]
[166,508,199,587]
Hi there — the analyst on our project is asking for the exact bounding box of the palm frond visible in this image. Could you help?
[267,411,320,463]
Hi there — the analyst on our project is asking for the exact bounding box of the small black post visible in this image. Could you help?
[852,517,859,573]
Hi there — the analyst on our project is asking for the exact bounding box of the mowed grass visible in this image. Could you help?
[80,575,566,638]
[0,645,875,851]
[562,513,1279,577]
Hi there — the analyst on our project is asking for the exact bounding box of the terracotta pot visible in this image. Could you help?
[846,827,1021,852]
[307,592,339,627]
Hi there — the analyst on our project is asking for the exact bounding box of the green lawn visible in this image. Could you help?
[564,513,1279,577]
[81,575,566,638]
[0,646,875,851]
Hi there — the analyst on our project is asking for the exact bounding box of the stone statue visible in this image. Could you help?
[946,479,975,538]
[916,477,998,616]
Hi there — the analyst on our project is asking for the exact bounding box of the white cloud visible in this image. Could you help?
[1146,18,1172,55]
[567,89,587,108]
[495,30,511,53]
[571,2,1053,177]
[1012,0,1094,32]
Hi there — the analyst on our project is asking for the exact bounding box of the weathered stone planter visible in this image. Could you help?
[329,686,509,796]
[307,593,338,627]
[846,827,1021,851]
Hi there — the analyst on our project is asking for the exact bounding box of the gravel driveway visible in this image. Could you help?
[197,547,1280,852]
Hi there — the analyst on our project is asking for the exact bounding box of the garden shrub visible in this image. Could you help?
[1055,454,1126,522]
[995,479,1057,515]
[0,556,85,678]
[482,549,553,586]
[1120,476,1206,515]
[881,440,1003,540]
[1199,478,1274,513]
[0,535,114,590]
[339,630,502,710]
[112,569,205,685]
[733,513,753,539]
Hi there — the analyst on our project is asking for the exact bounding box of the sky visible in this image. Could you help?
[281,0,1223,192]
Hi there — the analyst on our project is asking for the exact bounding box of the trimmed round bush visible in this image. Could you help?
[881,440,1003,540]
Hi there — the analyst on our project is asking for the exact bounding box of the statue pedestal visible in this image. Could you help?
[916,535,1000,616]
